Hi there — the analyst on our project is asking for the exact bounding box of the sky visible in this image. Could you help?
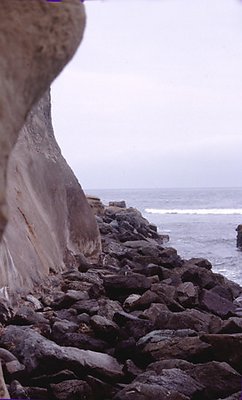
[51,0,242,189]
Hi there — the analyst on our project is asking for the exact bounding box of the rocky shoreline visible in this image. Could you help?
[0,199,242,399]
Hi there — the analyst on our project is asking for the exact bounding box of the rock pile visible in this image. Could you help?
[0,201,241,399]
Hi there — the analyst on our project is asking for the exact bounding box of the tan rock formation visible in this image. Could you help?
[0,90,101,296]
[0,0,86,239]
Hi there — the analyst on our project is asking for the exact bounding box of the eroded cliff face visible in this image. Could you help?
[0,0,86,240]
[0,90,101,296]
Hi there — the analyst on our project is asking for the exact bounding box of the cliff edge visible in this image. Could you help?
[0,90,101,296]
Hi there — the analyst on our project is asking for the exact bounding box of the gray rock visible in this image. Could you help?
[50,379,93,400]
[90,315,119,340]
[0,326,124,381]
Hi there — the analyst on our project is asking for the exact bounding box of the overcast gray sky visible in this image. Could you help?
[52,0,242,189]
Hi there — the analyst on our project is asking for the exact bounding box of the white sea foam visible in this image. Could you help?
[145,208,242,215]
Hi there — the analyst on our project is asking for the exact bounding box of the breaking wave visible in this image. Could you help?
[145,208,242,216]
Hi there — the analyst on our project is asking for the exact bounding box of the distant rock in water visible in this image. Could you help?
[0,91,101,296]
[236,225,242,249]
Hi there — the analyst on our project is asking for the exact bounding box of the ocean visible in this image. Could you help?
[86,188,242,286]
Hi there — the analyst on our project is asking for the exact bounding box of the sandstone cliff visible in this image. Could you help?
[0,91,101,296]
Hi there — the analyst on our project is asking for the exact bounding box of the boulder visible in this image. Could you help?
[199,289,235,318]
[137,330,211,363]
[201,333,242,372]
[50,379,93,400]
[0,326,124,381]
[104,273,151,299]
[153,308,222,334]
[236,224,242,249]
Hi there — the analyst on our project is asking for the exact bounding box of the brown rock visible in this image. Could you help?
[50,379,93,400]
[137,330,211,363]
[201,333,242,372]
[199,289,235,318]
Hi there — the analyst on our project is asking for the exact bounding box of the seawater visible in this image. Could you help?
[86,188,242,286]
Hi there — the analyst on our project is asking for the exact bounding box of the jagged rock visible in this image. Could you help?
[199,289,236,318]
[114,381,190,400]
[104,273,151,299]
[187,258,212,270]
[148,359,241,400]
[201,333,242,372]
[0,298,14,324]
[50,379,93,400]
[236,224,242,249]
[0,326,124,380]
[97,299,123,320]
[188,361,241,399]
[218,317,242,333]
[134,369,204,398]
[11,305,49,326]
[55,333,108,353]
[126,290,161,311]
[153,308,222,333]
[90,315,119,341]
[142,303,169,323]
[109,201,126,209]
[137,330,211,363]
[176,282,199,307]
[9,380,29,399]
[219,393,242,400]
[151,283,184,311]
[86,196,105,216]
[123,294,141,312]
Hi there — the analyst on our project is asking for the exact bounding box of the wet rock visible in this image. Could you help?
[187,257,212,270]
[236,224,242,249]
[50,379,93,400]
[104,273,151,299]
[199,289,236,318]
[0,326,124,380]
